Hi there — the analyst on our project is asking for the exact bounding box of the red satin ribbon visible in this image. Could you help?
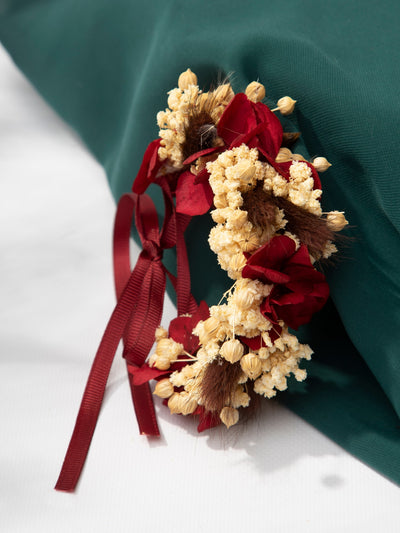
[55,180,195,492]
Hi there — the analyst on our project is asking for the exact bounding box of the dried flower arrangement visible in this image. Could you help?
[55,69,348,491]
[130,69,348,431]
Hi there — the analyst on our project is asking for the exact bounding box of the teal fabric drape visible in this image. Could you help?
[1,0,399,483]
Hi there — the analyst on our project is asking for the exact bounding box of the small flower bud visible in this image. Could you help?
[220,406,239,428]
[168,393,183,414]
[180,394,198,415]
[229,253,247,273]
[245,81,266,103]
[241,233,260,252]
[275,147,293,163]
[213,194,228,208]
[326,211,348,231]
[220,339,244,363]
[291,153,306,161]
[153,379,174,398]
[240,352,262,379]
[199,316,221,345]
[234,288,254,309]
[155,327,168,342]
[276,96,296,115]
[213,83,235,105]
[233,160,256,185]
[294,368,307,382]
[156,338,183,360]
[231,386,250,408]
[154,356,171,370]
[312,156,331,172]
[178,68,198,90]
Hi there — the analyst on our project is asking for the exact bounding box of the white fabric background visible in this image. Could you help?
[0,44,399,532]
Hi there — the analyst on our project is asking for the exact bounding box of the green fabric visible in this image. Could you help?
[2,0,399,483]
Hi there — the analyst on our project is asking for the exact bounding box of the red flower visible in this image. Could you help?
[168,300,210,354]
[128,301,209,385]
[132,94,287,214]
[217,93,283,159]
[175,170,214,216]
[242,235,329,330]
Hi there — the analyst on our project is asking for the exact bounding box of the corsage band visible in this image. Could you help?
[55,69,347,492]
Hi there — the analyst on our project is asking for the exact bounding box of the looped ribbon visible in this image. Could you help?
[55,178,196,492]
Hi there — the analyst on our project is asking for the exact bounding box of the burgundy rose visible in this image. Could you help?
[242,235,329,330]
[217,93,283,158]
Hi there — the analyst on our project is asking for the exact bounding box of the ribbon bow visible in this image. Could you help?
[55,178,196,492]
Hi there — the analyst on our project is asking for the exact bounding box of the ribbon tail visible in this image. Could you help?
[54,259,150,492]
[127,369,159,436]
[123,261,166,435]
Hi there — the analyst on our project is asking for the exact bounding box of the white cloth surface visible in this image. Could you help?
[0,44,399,533]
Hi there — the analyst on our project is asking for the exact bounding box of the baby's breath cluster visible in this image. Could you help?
[148,71,347,431]
[157,73,234,170]
[253,328,312,398]
[157,84,201,169]
[151,274,312,428]
[208,145,287,279]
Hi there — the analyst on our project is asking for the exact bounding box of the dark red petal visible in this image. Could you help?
[242,264,290,285]
[239,335,267,350]
[182,146,221,166]
[229,122,268,149]
[260,297,280,325]
[132,139,162,194]
[246,235,296,270]
[217,93,257,146]
[175,170,213,216]
[253,101,283,158]
[127,364,170,386]
[193,167,210,184]
[288,244,313,268]
[190,300,210,329]
[197,407,221,432]
[269,325,283,343]
[168,315,193,346]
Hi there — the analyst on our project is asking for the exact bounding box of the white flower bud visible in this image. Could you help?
[154,356,171,370]
[240,353,262,379]
[214,194,228,208]
[220,406,239,428]
[178,68,198,90]
[291,153,306,161]
[155,327,168,341]
[245,81,266,103]
[231,386,250,408]
[168,393,183,414]
[276,96,296,115]
[199,316,220,345]
[326,211,348,231]
[220,339,244,363]
[229,253,247,273]
[312,156,331,172]
[153,379,174,398]
[213,83,234,105]
[156,338,183,360]
[233,160,256,186]
[294,368,307,382]
[275,147,293,163]
[234,288,254,309]
[180,394,198,415]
